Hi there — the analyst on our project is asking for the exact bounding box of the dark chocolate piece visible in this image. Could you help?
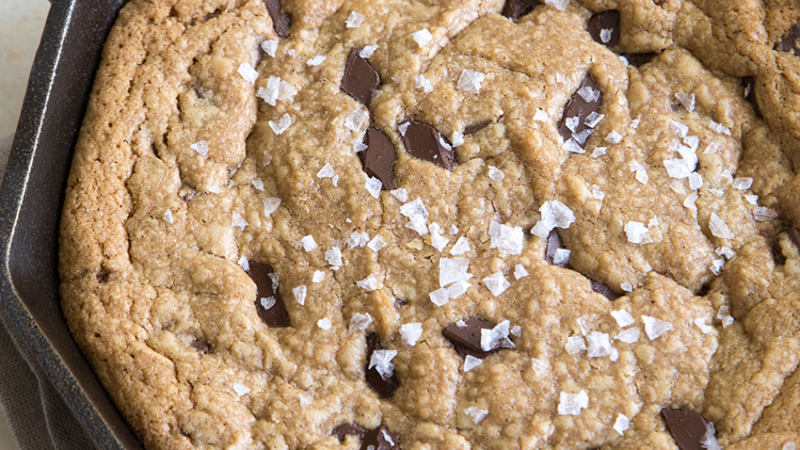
[501,0,541,22]
[401,121,456,170]
[771,236,787,266]
[246,262,291,327]
[591,279,621,301]
[360,425,399,450]
[190,338,210,354]
[443,318,498,358]
[777,24,800,56]
[365,333,400,399]
[545,229,568,268]
[341,48,381,106]
[464,120,492,135]
[332,423,367,442]
[557,73,603,147]
[661,408,710,450]
[360,127,396,190]
[789,228,800,253]
[263,0,291,38]
[588,10,621,48]
[742,76,761,117]
[622,52,657,67]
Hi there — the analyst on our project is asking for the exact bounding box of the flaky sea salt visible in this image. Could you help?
[360,45,378,58]
[400,198,429,236]
[621,281,633,292]
[578,85,601,103]
[452,131,464,147]
[293,285,307,306]
[163,209,174,224]
[412,28,433,47]
[711,258,725,275]
[625,221,649,244]
[480,320,514,352]
[464,355,483,372]
[531,358,549,376]
[754,206,778,221]
[664,159,692,179]
[600,28,613,44]
[345,10,365,28]
[447,280,472,300]
[398,122,411,136]
[545,0,570,11]
[250,178,264,191]
[401,323,423,346]
[489,221,524,255]
[591,146,607,158]
[586,331,612,358]
[717,305,734,327]
[368,235,387,252]
[306,54,326,67]
[689,172,703,190]
[365,176,382,198]
[684,193,699,211]
[439,257,472,287]
[391,188,409,202]
[629,161,649,184]
[300,235,317,252]
[488,166,505,181]
[416,74,434,93]
[269,113,292,135]
[345,108,369,132]
[369,349,398,380]
[585,112,605,128]
[457,69,486,94]
[745,194,759,205]
[317,318,332,330]
[231,212,248,230]
[671,120,689,138]
[237,62,259,84]
[429,223,450,252]
[311,270,325,283]
[642,315,673,340]
[733,177,753,190]
[563,139,584,154]
[534,109,549,122]
[447,237,471,256]
[262,39,278,57]
[346,231,370,249]
[483,272,511,297]
[514,264,529,280]
[190,140,209,157]
[566,336,586,354]
[695,318,713,334]
[716,246,735,260]
[709,213,734,239]
[611,310,635,328]
[606,130,623,144]
[263,197,281,215]
[615,327,640,344]
[316,163,335,180]
[325,247,343,270]
[531,200,575,237]
[676,92,696,112]
[238,255,250,271]
[565,117,579,133]
[464,407,489,424]
[558,390,589,416]
[614,414,630,435]
[553,248,571,266]
[357,274,379,291]
[260,296,276,310]
[233,383,250,397]
[349,312,373,333]
[700,422,723,450]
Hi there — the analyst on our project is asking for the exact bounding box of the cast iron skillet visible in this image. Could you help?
[0,0,141,448]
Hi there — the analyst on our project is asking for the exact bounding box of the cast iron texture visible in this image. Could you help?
[0,0,141,448]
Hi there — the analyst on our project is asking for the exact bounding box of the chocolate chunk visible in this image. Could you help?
[332,423,367,442]
[360,127,396,190]
[341,48,381,106]
[771,236,787,266]
[360,425,399,450]
[443,318,499,358]
[365,333,400,399]
[464,120,492,135]
[401,121,456,170]
[501,0,540,22]
[777,24,800,56]
[622,52,657,67]
[263,0,291,38]
[789,228,800,252]
[661,408,710,450]
[190,338,210,354]
[558,73,603,147]
[588,10,621,48]
[742,76,761,117]
[246,262,291,328]
[545,229,568,268]
[591,279,621,301]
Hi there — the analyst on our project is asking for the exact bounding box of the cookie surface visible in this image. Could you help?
[59,0,800,449]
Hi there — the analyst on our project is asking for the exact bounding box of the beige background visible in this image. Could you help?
[0,0,51,447]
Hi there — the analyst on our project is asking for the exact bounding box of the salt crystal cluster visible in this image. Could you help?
[532,200,575,238]
[457,69,486,94]
[558,390,589,416]
[489,221,524,255]
[369,349,398,380]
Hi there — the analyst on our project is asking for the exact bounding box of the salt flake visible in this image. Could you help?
[357,274,379,291]
[412,29,433,47]
[416,74,433,93]
[401,323,423,346]
[360,45,378,58]
[464,406,489,424]
[625,221,649,244]
[611,310,635,328]
[262,39,278,57]
[586,331,612,358]
[531,200,575,238]
[488,166,505,181]
[306,55,326,66]
[237,62,259,84]
[365,176,382,198]
[450,236,471,256]
[642,315,673,340]
[695,318,713,334]
[614,414,630,435]
[439,257,472,287]
[325,247,343,270]
[233,383,250,397]
[263,197,281,215]
[482,271,511,297]
[676,92,696,112]
[489,221,524,255]
[269,113,292,135]
[293,285,307,306]
[300,235,317,252]
[457,69,486,94]
[163,209,174,224]
[349,312,373,333]
[545,0,570,11]
[345,11,364,28]
[709,213,734,239]
[514,264,529,280]
[558,390,589,416]
[190,140,209,157]
[369,349,397,380]
[318,318,332,330]
[344,108,369,132]
[464,355,483,372]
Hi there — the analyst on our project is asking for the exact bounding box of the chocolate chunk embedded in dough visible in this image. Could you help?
[464,120,492,135]
[501,0,540,22]
[246,262,291,327]
[558,73,603,147]
[443,318,498,358]
[742,76,761,117]
[591,279,621,301]
[622,52,657,67]
[401,121,456,170]
[263,0,291,38]
[777,24,800,56]
[360,425,399,450]
[588,10,621,48]
[365,333,400,399]
[342,48,381,106]
[661,408,710,450]
[360,127,396,190]
[545,229,568,268]
[332,423,367,442]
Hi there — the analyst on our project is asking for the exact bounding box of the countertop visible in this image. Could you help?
[0,0,52,448]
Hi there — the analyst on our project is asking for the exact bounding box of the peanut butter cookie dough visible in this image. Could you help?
[59,0,800,448]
